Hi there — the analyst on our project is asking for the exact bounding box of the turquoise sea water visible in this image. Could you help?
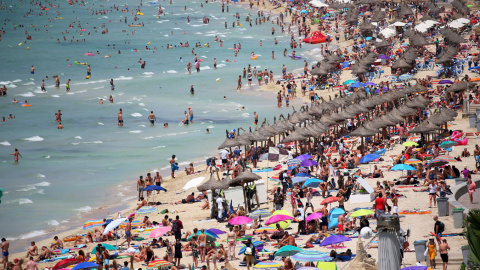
[0,0,315,250]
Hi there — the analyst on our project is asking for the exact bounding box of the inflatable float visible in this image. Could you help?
[288,55,301,59]
[303,31,329,44]
[22,104,31,107]
[129,24,142,27]
[84,53,94,56]
[251,55,258,60]
[74,61,88,65]
[442,131,468,145]
[63,236,81,242]
[86,75,91,79]
[137,12,144,15]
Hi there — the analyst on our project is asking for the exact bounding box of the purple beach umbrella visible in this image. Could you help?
[365,82,377,86]
[296,154,313,161]
[319,234,351,246]
[439,80,453,84]
[208,228,226,235]
[300,159,318,167]
[378,54,390,59]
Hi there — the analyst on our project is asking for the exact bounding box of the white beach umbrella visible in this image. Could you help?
[380,28,396,38]
[311,1,329,7]
[456,18,470,24]
[103,218,127,235]
[391,22,407,27]
[183,176,206,190]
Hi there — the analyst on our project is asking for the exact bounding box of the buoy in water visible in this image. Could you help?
[27,47,30,50]
[86,75,91,79]
[18,43,22,46]
[216,78,220,82]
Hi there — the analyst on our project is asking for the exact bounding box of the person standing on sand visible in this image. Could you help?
[120,217,133,248]
[438,239,450,270]
[227,227,237,261]
[25,257,38,270]
[198,229,207,263]
[170,155,177,179]
[137,176,145,201]
[172,215,183,240]
[148,111,156,126]
[154,172,163,193]
[2,238,9,269]
[10,148,22,163]
[118,109,123,126]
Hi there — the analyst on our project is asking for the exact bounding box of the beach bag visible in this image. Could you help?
[172,220,179,232]
[437,221,445,234]
[244,246,253,255]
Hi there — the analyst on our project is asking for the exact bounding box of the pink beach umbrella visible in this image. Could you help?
[229,216,253,225]
[305,212,322,222]
[149,226,172,238]
[265,214,294,226]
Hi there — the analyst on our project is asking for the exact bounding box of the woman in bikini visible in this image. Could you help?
[227,227,237,261]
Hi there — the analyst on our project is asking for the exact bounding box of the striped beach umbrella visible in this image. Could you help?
[292,250,333,262]
[436,155,457,162]
[287,159,302,165]
[83,219,104,230]
[146,260,173,270]
[249,209,272,220]
[239,241,264,255]
[405,159,422,165]
[253,261,281,269]
[119,219,144,228]
[136,206,157,215]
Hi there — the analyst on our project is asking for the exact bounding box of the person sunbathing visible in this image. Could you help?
[200,199,209,210]
[133,246,146,262]
[171,192,195,205]
[142,216,152,228]
[195,191,207,201]
[462,148,471,157]
[303,232,324,246]
[35,246,57,261]
[278,232,295,247]
[136,197,147,210]
[25,241,38,258]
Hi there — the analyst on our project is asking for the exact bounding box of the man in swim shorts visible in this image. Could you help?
[87,65,91,76]
[183,111,189,125]
[148,111,156,126]
[41,80,46,91]
[118,109,123,126]
[1,238,9,269]
[66,79,70,92]
[120,217,133,248]
[188,107,194,123]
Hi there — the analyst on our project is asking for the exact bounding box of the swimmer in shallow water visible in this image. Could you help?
[58,122,64,129]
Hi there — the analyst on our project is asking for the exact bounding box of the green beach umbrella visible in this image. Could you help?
[274,245,303,257]
[343,80,356,85]
[402,141,418,147]
[91,243,117,254]
[187,231,217,242]
[350,209,375,218]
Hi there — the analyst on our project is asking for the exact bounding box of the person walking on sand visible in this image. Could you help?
[427,237,437,269]
[25,256,38,270]
[137,176,145,201]
[10,148,22,163]
[148,111,156,126]
[227,227,237,261]
[439,239,450,270]
[2,238,9,269]
[120,217,133,248]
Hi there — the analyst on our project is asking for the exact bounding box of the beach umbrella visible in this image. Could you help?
[350,209,375,218]
[229,216,253,225]
[303,178,323,188]
[439,141,458,148]
[103,218,126,235]
[390,164,416,171]
[143,185,167,192]
[343,80,356,85]
[405,159,422,165]
[292,250,333,262]
[274,245,303,257]
[360,154,381,164]
[234,170,262,184]
[53,259,79,270]
[239,241,264,255]
[319,234,351,246]
[320,197,339,205]
[427,159,449,168]
[146,260,173,270]
[253,261,281,269]
[351,82,366,88]
[292,175,312,184]
[296,154,312,161]
[207,228,226,235]
[305,212,323,222]
[399,74,413,81]
[136,206,157,215]
[187,230,218,241]
[71,262,98,270]
[91,243,117,254]
[391,58,411,69]
[149,226,172,238]
[402,141,419,147]
[267,210,292,229]
[265,214,294,225]
[439,80,454,84]
[300,159,318,167]
[83,219,105,230]
[436,155,457,162]
[250,209,272,220]
[182,176,205,190]
[254,227,278,234]
[287,159,302,165]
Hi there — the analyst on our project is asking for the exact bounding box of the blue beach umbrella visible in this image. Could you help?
[302,178,323,188]
[351,82,366,88]
[72,262,98,270]
[292,250,333,262]
[390,164,416,171]
[143,185,167,192]
[468,66,480,70]
[292,176,311,184]
[287,159,302,165]
[360,154,380,164]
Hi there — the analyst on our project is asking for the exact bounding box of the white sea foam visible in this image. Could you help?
[76,206,92,213]
[242,36,254,39]
[216,64,226,68]
[241,113,250,118]
[142,136,154,140]
[152,145,166,149]
[190,24,203,27]
[166,70,177,73]
[0,141,11,146]
[207,125,215,129]
[131,113,142,117]
[7,84,17,88]
[7,230,47,241]
[23,136,44,142]
[143,72,154,75]
[34,90,46,94]
[36,173,46,178]
[45,155,50,159]
[17,186,36,192]
[115,76,133,81]
[139,124,146,127]
[48,220,60,226]
[129,130,143,134]
[74,136,82,139]
[13,79,22,83]
[18,198,34,205]
[194,32,203,35]
[98,122,104,126]
[51,95,60,98]
[83,141,103,144]
[200,66,211,70]
[18,92,35,97]
[23,82,35,85]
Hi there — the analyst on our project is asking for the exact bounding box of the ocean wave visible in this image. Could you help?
[48,220,60,226]
[17,186,36,192]
[51,95,60,98]
[121,196,137,202]
[44,155,50,159]
[242,36,253,39]
[98,122,104,126]
[115,76,133,81]
[142,136,154,140]
[216,63,226,68]
[34,90,47,94]
[7,230,46,241]
[152,145,166,149]
[131,113,142,117]
[207,125,214,129]
[23,82,35,85]
[199,66,211,70]
[36,173,46,178]
[166,70,177,74]
[139,124,146,127]
[129,130,143,134]
[23,136,44,142]
[190,24,203,27]
[7,84,17,88]
[74,136,82,139]
[194,32,203,35]
[18,92,34,97]
[12,79,22,83]
[143,72,154,75]
[75,206,92,213]
[18,198,33,205]
[82,141,103,144]
[0,141,11,146]
[241,113,250,118]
